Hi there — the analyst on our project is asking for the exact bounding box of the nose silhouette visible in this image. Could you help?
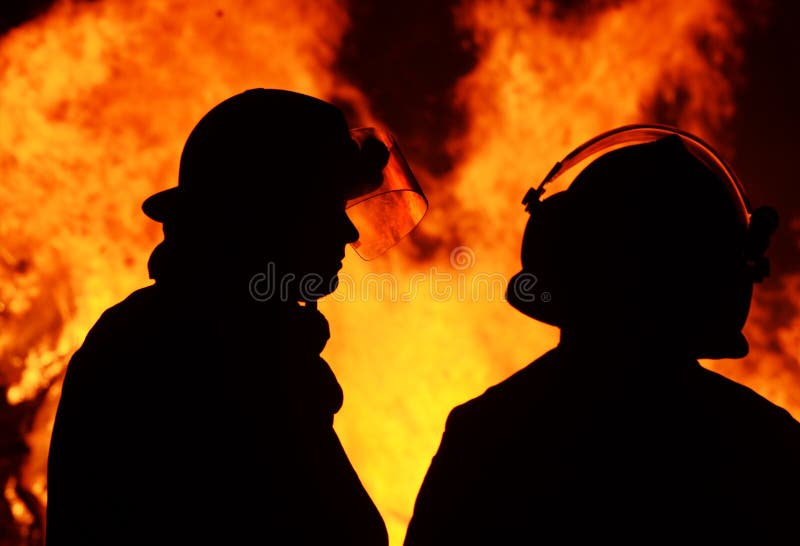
[342,210,360,245]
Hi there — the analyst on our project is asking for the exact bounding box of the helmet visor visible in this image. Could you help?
[532,124,750,226]
[346,127,428,259]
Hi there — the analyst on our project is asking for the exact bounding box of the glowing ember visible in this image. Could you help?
[0,0,796,544]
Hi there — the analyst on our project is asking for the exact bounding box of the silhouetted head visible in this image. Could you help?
[508,130,777,359]
[143,89,389,300]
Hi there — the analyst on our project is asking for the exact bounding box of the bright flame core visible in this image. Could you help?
[0,1,797,545]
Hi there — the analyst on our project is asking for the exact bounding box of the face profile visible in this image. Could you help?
[274,197,360,298]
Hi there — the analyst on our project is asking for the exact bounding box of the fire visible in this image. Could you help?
[0,0,796,545]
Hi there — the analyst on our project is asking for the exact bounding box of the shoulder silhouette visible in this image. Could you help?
[405,127,800,545]
[45,88,423,545]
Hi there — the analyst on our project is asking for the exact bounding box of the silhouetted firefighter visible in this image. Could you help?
[47,89,425,545]
[405,127,800,545]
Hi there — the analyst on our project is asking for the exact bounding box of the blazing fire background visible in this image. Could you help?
[1,0,798,544]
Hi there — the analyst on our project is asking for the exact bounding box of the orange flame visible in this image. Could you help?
[0,1,797,545]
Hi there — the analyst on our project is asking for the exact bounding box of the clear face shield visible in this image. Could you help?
[522,124,751,226]
[345,127,428,260]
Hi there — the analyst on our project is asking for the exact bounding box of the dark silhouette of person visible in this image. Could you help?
[46,89,395,545]
[404,130,800,545]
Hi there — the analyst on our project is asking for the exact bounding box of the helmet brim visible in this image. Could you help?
[142,187,181,223]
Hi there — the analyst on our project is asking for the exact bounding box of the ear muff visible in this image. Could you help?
[507,193,573,326]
